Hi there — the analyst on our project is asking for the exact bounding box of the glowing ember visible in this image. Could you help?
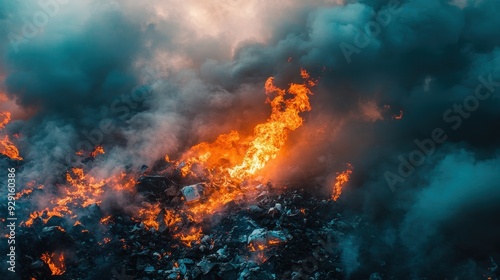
[24,206,71,227]
[137,204,162,230]
[23,169,136,227]
[332,164,353,201]
[175,226,203,247]
[40,252,66,275]
[248,243,267,252]
[0,135,22,160]
[100,215,112,224]
[91,145,105,157]
[393,109,404,120]
[164,209,183,228]
[65,168,106,207]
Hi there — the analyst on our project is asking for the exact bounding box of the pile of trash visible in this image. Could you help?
[16,174,354,280]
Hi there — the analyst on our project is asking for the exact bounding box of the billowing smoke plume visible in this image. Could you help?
[1,0,499,278]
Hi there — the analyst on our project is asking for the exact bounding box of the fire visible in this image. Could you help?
[177,130,244,178]
[100,215,112,224]
[137,203,162,230]
[249,243,267,252]
[136,205,203,246]
[0,112,10,129]
[21,70,316,253]
[24,206,71,227]
[23,169,136,227]
[91,145,105,157]
[0,111,23,160]
[65,168,106,207]
[228,71,315,181]
[175,226,203,247]
[40,252,66,275]
[332,164,353,201]
[171,69,316,217]
[164,209,183,228]
[0,135,22,160]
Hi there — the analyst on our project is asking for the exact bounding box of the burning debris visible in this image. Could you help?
[16,180,351,279]
[40,252,66,276]
[332,164,353,201]
[0,111,22,161]
[2,1,500,279]
[6,70,359,279]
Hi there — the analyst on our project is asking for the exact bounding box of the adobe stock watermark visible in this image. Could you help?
[8,0,71,53]
[8,0,120,53]
[385,75,500,192]
[340,0,402,64]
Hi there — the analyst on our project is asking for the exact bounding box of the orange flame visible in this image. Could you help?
[137,204,162,230]
[228,74,314,180]
[23,169,136,227]
[40,252,66,275]
[65,168,106,207]
[100,215,112,224]
[91,145,105,158]
[0,111,22,160]
[24,206,71,227]
[175,226,203,247]
[164,209,183,228]
[170,70,316,218]
[332,164,353,201]
[0,112,11,130]
[0,135,22,160]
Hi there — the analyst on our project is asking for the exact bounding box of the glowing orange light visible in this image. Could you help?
[40,252,66,275]
[91,145,105,158]
[332,164,353,201]
[393,110,403,120]
[168,69,316,219]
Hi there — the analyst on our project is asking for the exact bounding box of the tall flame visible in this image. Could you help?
[176,69,316,183]
[167,69,316,218]
[228,72,315,181]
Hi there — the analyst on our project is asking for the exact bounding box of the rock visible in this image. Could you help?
[30,260,44,269]
[248,228,267,245]
[181,183,205,203]
[198,258,216,274]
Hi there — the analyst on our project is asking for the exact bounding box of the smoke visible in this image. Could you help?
[1,0,500,278]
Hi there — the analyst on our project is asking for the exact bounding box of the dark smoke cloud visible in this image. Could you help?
[1,0,500,278]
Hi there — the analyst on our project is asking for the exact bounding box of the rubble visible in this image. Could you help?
[181,183,205,203]
[15,178,360,279]
[137,175,177,202]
